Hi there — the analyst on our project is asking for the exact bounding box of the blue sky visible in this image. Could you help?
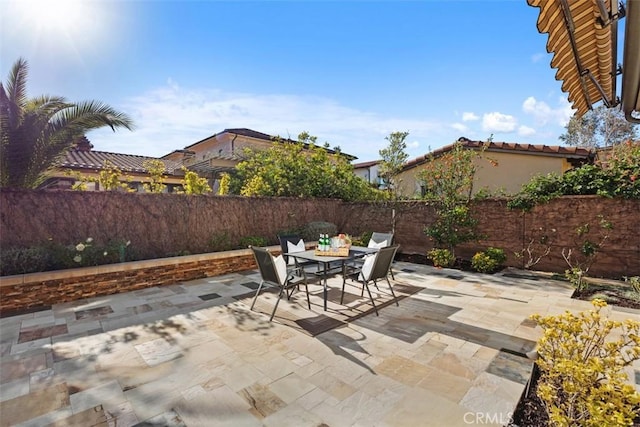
[1,0,609,162]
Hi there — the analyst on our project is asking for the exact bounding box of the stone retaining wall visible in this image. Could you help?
[0,248,260,316]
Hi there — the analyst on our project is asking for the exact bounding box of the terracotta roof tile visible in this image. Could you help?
[353,160,380,168]
[402,137,594,171]
[60,150,184,176]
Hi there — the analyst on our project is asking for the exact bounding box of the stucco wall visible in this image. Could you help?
[396,151,572,197]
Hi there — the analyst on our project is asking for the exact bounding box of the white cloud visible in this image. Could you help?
[522,96,574,126]
[518,125,536,136]
[462,112,479,121]
[408,140,420,149]
[531,53,546,63]
[451,123,468,132]
[482,112,518,133]
[87,82,447,161]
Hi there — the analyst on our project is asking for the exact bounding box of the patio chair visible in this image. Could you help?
[250,246,312,321]
[347,231,396,283]
[369,232,396,279]
[277,234,316,267]
[341,245,399,316]
[277,234,319,296]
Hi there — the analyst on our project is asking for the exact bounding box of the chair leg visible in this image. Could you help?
[390,266,395,280]
[250,281,265,310]
[340,279,346,304]
[269,287,286,321]
[304,284,311,310]
[386,277,399,306]
[363,281,378,316]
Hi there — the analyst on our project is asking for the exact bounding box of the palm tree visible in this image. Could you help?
[0,58,134,188]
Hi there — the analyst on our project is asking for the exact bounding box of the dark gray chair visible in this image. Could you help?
[277,234,306,266]
[341,245,399,316]
[250,246,312,321]
[369,232,396,279]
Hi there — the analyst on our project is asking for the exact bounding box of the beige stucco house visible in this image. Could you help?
[396,137,594,198]
[162,128,356,191]
[45,128,356,192]
[353,160,382,187]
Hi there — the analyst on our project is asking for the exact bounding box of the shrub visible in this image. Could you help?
[471,247,506,273]
[562,216,613,291]
[0,238,132,276]
[427,248,454,268]
[531,299,640,426]
[239,236,268,248]
[0,246,54,275]
[210,232,234,252]
[350,231,372,247]
[302,221,338,242]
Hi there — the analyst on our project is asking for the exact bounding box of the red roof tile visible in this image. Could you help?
[60,150,184,176]
[402,137,594,171]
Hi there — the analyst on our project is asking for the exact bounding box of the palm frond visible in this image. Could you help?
[1,58,135,188]
[6,58,28,108]
[52,100,134,133]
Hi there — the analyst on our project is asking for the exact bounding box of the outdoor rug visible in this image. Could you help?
[232,279,424,336]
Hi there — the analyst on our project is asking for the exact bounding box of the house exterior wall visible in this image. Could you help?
[185,133,275,163]
[396,151,573,197]
[354,163,381,186]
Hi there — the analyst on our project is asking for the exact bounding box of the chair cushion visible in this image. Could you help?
[368,239,388,249]
[286,239,306,265]
[360,254,376,281]
[273,254,288,285]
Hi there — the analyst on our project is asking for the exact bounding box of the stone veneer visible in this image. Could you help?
[0,246,276,316]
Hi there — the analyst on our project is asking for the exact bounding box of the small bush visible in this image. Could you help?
[531,299,640,426]
[239,236,268,248]
[471,247,506,273]
[427,248,454,268]
[0,238,132,276]
[210,232,234,252]
[351,231,372,247]
[302,221,338,241]
[0,246,54,276]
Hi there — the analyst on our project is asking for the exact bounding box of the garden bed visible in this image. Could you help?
[572,283,640,309]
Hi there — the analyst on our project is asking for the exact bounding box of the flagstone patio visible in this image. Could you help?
[1,262,638,427]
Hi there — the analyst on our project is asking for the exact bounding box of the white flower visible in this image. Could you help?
[73,255,82,263]
[103,251,108,256]
[86,237,93,243]
[126,241,131,246]
[75,243,86,252]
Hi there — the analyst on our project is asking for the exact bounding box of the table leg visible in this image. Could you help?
[323,262,328,311]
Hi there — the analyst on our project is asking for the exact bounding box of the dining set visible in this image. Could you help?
[249,232,399,322]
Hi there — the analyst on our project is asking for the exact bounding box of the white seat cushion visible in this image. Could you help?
[273,254,287,285]
[286,239,306,265]
[368,239,388,249]
[360,254,376,281]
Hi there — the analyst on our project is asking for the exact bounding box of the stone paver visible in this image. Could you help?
[1,263,638,427]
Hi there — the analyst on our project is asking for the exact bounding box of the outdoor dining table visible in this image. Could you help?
[285,245,378,311]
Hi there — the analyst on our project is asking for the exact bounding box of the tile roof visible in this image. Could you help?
[181,128,358,160]
[402,137,594,171]
[60,150,184,176]
[353,160,380,168]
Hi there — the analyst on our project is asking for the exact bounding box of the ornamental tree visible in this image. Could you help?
[417,141,485,257]
[219,132,387,201]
